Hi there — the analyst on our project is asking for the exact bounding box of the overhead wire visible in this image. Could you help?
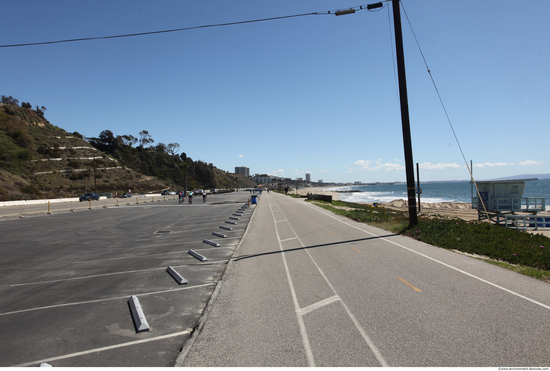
[399,1,489,218]
[0,5,373,49]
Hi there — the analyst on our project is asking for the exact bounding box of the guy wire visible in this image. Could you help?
[400,1,489,218]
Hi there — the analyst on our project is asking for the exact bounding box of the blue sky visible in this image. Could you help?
[2,0,549,183]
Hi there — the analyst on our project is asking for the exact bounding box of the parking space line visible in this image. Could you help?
[0,283,215,317]
[9,261,228,288]
[72,250,190,263]
[11,329,192,367]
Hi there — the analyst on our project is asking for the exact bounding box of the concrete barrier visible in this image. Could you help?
[188,249,208,262]
[202,239,221,247]
[128,295,150,333]
[166,266,188,285]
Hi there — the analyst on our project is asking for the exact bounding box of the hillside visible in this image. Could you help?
[0,97,255,201]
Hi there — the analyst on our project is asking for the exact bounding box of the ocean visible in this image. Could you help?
[328,178,550,204]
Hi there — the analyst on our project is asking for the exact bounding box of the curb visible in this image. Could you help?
[173,202,258,367]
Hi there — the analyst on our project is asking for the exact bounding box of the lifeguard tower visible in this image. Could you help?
[471,179,549,230]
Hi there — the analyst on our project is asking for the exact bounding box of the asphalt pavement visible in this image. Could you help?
[176,191,550,367]
[0,192,255,367]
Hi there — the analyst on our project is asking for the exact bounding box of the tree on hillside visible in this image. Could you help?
[121,134,137,147]
[1,95,19,106]
[89,130,122,152]
[155,143,167,153]
[35,105,47,118]
[138,130,154,148]
[166,143,180,157]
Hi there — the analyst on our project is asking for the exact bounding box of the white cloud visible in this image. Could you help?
[383,162,405,171]
[473,162,514,168]
[419,162,463,170]
[353,159,404,172]
[354,160,372,168]
[320,169,328,173]
[270,169,285,175]
[519,160,543,166]
[236,154,243,158]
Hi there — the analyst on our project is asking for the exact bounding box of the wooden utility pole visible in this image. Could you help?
[392,0,418,225]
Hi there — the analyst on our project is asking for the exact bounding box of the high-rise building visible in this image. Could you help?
[305,173,311,182]
[235,166,250,177]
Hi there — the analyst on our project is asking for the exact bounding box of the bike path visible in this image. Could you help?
[176,191,550,367]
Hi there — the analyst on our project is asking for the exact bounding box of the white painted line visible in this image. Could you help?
[280,237,298,242]
[0,283,215,317]
[188,249,208,261]
[12,330,191,367]
[304,201,550,312]
[298,295,341,316]
[8,263,221,288]
[270,197,389,367]
[128,295,149,333]
[10,266,166,287]
[166,266,188,285]
[73,250,188,264]
[268,200,315,367]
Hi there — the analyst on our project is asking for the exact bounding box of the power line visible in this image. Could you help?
[0,5,374,49]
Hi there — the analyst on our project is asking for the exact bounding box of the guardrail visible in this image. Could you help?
[0,194,164,207]
[472,197,546,213]
[500,214,550,230]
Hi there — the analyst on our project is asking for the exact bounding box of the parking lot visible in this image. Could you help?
[0,192,255,367]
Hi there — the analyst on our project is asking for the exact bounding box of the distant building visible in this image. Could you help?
[251,174,272,184]
[305,173,311,182]
[235,166,250,177]
[354,181,362,185]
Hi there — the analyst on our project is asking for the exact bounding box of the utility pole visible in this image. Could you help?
[392,0,418,225]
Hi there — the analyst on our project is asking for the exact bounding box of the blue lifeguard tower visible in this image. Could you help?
[471,179,549,230]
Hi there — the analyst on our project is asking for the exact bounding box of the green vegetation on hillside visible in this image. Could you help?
[0,95,256,200]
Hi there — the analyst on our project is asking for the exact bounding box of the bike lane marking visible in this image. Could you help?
[269,195,389,367]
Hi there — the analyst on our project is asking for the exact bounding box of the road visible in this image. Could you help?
[0,192,255,367]
[177,191,550,367]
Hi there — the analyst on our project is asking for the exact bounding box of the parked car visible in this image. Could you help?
[121,193,132,198]
[79,193,100,202]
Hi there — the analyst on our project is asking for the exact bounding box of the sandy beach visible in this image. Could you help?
[297,186,550,237]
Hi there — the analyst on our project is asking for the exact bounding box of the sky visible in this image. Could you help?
[1,0,549,183]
